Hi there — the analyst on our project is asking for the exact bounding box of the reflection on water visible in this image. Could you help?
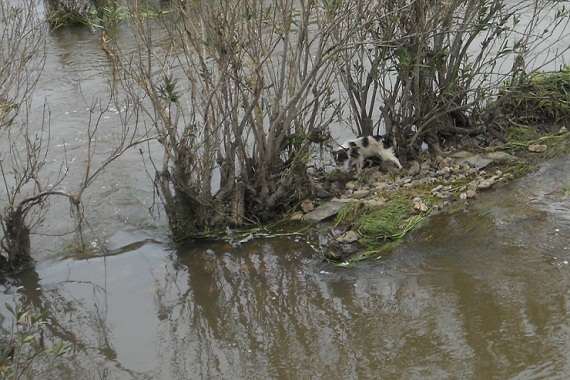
[3,1,570,376]
[3,154,570,379]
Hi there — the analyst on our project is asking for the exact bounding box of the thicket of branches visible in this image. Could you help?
[1,0,570,267]
[336,0,570,153]
[111,0,570,240]
[110,0,348,239]
[0,0,146,271]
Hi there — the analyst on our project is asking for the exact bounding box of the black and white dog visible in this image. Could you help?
[334,135,403,174]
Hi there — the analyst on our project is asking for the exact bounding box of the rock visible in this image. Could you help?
[300,200,314,213]
[316,188,333,199]
[436,167,451,176]
[434,156,446,169]
[330,182,342,193]
[528,144,547,153]
[467,180,479,191]
[363,199,386,207]
[413,198,429,212]
[436,191,454,199]
[477,178,495,190]
[304,201,345,222]
[436,201,451,210]
[453,153,492,170]
[336,230,360,244]
[559,126,568,134]
[420,161,432,174]
[486,151,518,164]
[408,161,421,176]
[373,182,390,191]
[460,189,477,199]
[290,212,304,221]
[419,177,437,185]
[431,184,444,193]
[351,189,371,199]
[345,181,357,190]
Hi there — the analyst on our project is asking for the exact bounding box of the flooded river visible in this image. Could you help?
[3,3,570,380]
[3,155,570,379]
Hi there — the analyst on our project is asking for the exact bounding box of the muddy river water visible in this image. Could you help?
[3,157,570,379]
[3,5,570,380]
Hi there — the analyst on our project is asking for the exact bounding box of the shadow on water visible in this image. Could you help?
[3,153,570,379]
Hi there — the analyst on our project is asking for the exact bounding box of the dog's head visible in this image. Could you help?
[333,147,349,164]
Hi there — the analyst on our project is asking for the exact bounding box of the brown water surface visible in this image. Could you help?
[2,156,570,379]
[2,4,570,379]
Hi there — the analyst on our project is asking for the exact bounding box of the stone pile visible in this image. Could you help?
[299,150,520,223]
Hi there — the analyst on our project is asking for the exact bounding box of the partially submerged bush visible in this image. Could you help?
[45,0,93,28]
[500,67,570,126]
[1,302,71,378]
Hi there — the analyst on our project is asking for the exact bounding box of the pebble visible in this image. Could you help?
[460,189,477,200]
[323,149,518,227]
[466,189,477,198]
[351,189,371,199]
[373,182,390,191]
[420,162,431,172]
[300,200,314,213]
[317,146,532,263]
[413,198,429,212]
[436,191,454,199]
[477,178,495,190]
[345,181,357,190]
[316,188,333,199]
[290,212,304,220]
[528,144,547,153]
[336,230,361,244]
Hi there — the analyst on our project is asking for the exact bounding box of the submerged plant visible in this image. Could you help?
[1,302,71,378]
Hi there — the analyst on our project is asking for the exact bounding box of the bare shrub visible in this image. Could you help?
[102,0,570,240]
[337,0,570,155]
[111,0,351,239]
[0,0,148,271]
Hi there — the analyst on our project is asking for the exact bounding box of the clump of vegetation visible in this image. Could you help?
[45,0,94,28]
[1,303,71,378]
[483,68,570,162]
[331,200,426,264]
[45,0,170,29]
[500,67,570,127]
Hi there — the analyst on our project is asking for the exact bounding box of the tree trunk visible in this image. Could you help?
[1,208,32,270]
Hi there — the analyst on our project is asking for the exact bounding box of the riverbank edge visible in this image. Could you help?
[295,131,570,264]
